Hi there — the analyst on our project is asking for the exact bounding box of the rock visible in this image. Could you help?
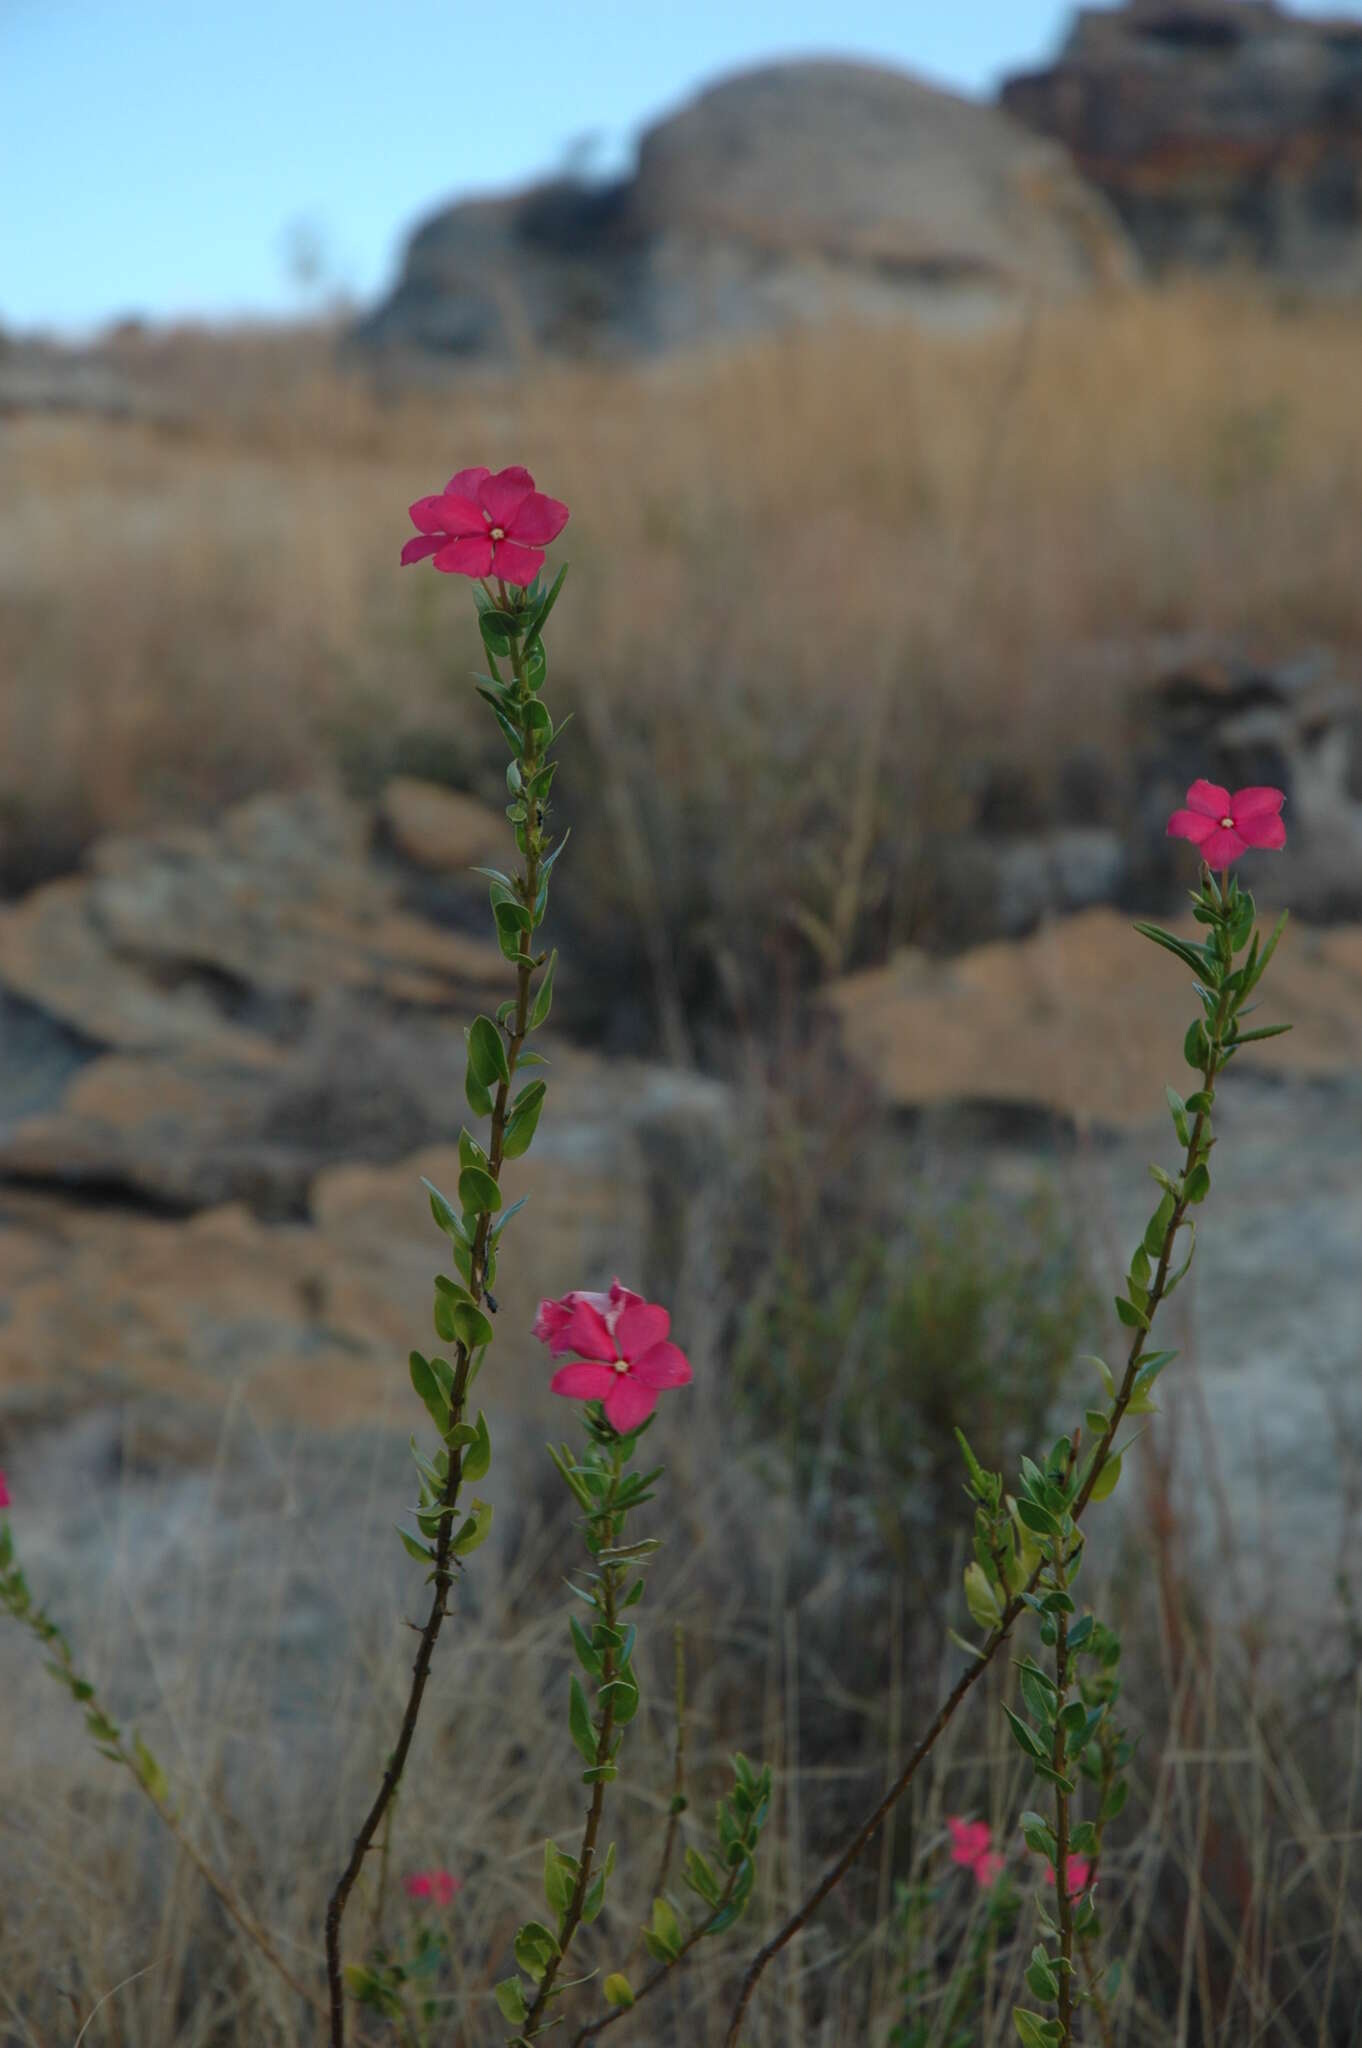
[826,906,1362,1128]
[377,778,505,873]
[1002,2,1362,287]
[355,60,1135,364]
[0,786,505,1062]
[0,1047,728,1429]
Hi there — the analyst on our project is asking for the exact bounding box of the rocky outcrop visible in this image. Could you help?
[1002,2,1362,285]
[826,907,1362,1128]
[356,61,1134,363]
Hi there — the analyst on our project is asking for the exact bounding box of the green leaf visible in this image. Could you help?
[1233,1021,1292,1045]
[396,1527,435,1565]
[1101,1776,1130,1823]
[544,1839,576,1916]
[1089,1453,1122,1503]
[1165,1086,1190,1146]
[522,562,569,647]
[465,1068,494,1118]
[423,1178,466,1241]
[569,1675,597,1766]
[603,1973,634,2009]
[468,1015,511,1088]
[133,1736,171,1807]
[451,1498,493,1556]
[684,1847,721,1906]
[530,950,557,1030]
[503,1079,547,1160]
[409,1352,449,1436]
[964,1561,1002,1630]
[1184,1162,1211,1204]
[1014,2008,1062,2048]
[1002,1704,1048,1761]
[461,1409,492,1481]
[1133,922,1209,976]
[479,608,518,655]
[494,1978,528,2024]
[458,1165,502,1214]
[1114,1294,1148,1330]
[513,1919,559,1980]
[1184,1018,1211,1069]
[1025,1953,1059,2002]
[453,1301,494,1352]
[1144,1190,1176,1256]
[649,1896,683,1961]
[570,1614,602,1676]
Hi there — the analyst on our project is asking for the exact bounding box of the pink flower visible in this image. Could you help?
[403,1868,461,1907]
[1166,781,1286,866]
[1046,1856,1093,1898]
[401,465,568,586]
[947,1815,1005,1890]
[535,1279,693,1434]
[0,1470,9,1509]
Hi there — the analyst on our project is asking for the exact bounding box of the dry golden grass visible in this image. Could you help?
[4,286,1362,905]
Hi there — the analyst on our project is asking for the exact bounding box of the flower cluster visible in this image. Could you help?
[947,1815,1004,1890]
[403,1869,461,1907]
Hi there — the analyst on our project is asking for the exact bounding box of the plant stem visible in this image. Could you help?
[325,625,547,2046]
[568,1871,742,2048]
[648,1625,687,1906]
[722,957,1239,2048]
[1051,1552,1074,2045]
[524,1453,625,2038]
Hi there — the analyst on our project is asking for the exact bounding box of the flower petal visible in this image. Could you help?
[603,1374,658,1434]
[550,1362,618,1402]
[506,491,570,546]
[433,536,495,577]
[615,1298,670,1360]
[1186,779,1232,818]
[631,1340,692,1390]
[400,534,444,566]
[1167,808,1216,844]
[445,465,492,498]
[558,1301,618,1362]
[480,470,535,525]
[1231,786,1286,821]
[1236,810,1287,850]
[409,494,450,534]
[1198,825,1248,865]
[489,539,545,587]
[430,492,488,536]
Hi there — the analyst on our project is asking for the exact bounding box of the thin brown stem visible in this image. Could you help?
[569,1870,741,2048]
[721,969,1238,2047]
[1051,1562,1074,2044]
[523,1465,624,2038]
[325,624,548,2046]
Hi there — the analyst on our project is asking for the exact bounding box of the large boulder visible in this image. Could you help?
[1002,2,1362,285]
[355,61,1135,363]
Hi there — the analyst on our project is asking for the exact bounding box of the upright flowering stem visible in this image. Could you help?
[724,824,1290,2048]
[326,478,569,2047]
[1049,1552,1074,2044]
[522,1447,625,2038]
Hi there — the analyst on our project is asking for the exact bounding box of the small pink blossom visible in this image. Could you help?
[0,1470,9,1510]
[1046,1856,1093,1898]
[535,1279,693,1434]
[401,465,568,586]
[403,1868,461,1906]
[1166,780,1286,866]
[947,1815,1005,1890]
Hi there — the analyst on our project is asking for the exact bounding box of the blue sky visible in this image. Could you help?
[4,1,1358,334]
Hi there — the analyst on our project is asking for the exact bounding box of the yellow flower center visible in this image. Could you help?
[489,525,505,541]
[1220,815,1235,829]
[613,1359,629,1374]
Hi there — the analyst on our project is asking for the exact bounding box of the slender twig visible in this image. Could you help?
[1051,1561,1074,2045]
[325,621,549,2046]
[523,1455,625,2037]
[569,1871,741,2048]
[648,1625,688,1906]
[721,970,1237,2047]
